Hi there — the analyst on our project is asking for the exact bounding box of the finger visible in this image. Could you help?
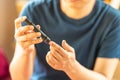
[48,51,59,63]
[62,40,75,53]
[36,25,41,30]
[46,51,58,67]
[49,41,66,56]
[21,38,43,49]
[15,25,34,37]
[16,32,41,42]
[14,16,27,29]
[50,46,63,62]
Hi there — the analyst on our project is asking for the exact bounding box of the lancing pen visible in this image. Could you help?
[24,18,51,44]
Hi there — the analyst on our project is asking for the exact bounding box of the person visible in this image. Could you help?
[10,0,120,80]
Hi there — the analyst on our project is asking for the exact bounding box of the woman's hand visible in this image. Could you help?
[10,16,43,80]
[46,40,76,71]
[14,16,43,50]
[46,40,116,80]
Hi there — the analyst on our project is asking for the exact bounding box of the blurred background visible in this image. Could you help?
[0,0,119,80]
[0,0,28,62]
[0,0,28,80]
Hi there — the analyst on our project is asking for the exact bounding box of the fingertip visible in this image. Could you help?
[49,41,54,46]
[62,40,67,45]
[63,40,66,43]
[23,16,27,19]
[36,25,41,30]
[21,16,27,21]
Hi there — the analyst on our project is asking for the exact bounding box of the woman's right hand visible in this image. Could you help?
[9,16,43,80]
[14,16,43,50]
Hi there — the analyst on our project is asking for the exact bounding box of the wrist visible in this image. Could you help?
[64,59,79,74]
[63,59,82,80]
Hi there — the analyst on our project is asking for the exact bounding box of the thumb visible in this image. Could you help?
[62,40,75,53]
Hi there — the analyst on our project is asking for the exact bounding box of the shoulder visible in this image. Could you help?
[19,0,53,19]
[97,0,120,20]
[98,1,120,26]
[105,7,120,27]
[108,8,120,21]
[23,0,52,10]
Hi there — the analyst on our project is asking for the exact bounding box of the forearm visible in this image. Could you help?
[64,60,107,80]
[10,44,36,80]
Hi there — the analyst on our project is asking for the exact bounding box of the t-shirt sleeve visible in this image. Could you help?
[19,1,39,26]
[19,0,44,26]
[98,17,120,58]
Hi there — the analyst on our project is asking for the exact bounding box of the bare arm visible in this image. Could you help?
[46,40,119,80]
[94,58,119,80]
[10,44,36,80]
[65,58,119,80]
[9,16,42,80]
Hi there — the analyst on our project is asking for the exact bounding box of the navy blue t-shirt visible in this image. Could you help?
[20,0,120,80]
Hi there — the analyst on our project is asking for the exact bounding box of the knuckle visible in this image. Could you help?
[31,40,36,44]
[51,51,54,55]
[25,34,30,40]
[30,39,41,45]
[23,25,33,32]
[26,26,31,30]
[25,25,31,30]
[58,47,62,51]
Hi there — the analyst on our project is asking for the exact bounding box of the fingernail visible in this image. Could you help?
[49,41,55,46]
[63,40,66,44]
[36,25,40,30]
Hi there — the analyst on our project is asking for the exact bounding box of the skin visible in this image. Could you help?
[10,0,119,80]
[10,16,43,80]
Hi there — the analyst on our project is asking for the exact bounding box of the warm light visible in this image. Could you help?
[15,0,28,15]
[104,0,111,4]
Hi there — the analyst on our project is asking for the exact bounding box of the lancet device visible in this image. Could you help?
[24,18,51,44]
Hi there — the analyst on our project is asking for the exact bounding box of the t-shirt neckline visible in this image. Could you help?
[56,0,99,25]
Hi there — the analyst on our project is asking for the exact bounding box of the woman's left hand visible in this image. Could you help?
[46,40,76,71]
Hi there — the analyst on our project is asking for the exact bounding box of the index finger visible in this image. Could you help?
[49,41,65,54]
[14,16,27,29]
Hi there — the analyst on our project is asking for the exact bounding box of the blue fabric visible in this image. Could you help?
[20,0,120,80]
